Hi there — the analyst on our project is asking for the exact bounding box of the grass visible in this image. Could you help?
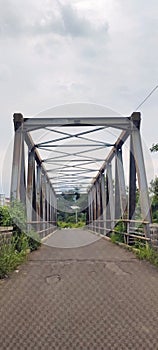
[110,232,158,267]
[0,234,29,279]
[133,243,158,266]
[57,221,85,229]
[0,202,42,278]
[0,231,41,279]
[110,232,124,244]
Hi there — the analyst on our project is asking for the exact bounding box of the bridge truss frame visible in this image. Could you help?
[11,111,151,240]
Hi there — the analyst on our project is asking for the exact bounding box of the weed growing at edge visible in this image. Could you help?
[0,235,29,279]
[134,243,158,266]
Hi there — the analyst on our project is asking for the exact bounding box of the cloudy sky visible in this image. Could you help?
[0,0,158,195]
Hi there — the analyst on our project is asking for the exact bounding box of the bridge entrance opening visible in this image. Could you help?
[11,104,151,243]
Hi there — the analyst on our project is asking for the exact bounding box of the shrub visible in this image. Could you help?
[27,230,41,251]
[57,221,85,229]
[0,234,28,279]
[110,220,125,243]
[134,243,158,266]
[111,233,124,244]
[0,206,12,226]
[0,201,41,278]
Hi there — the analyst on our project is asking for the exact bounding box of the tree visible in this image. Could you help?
[149,177,158,222]
[150,143,158,152]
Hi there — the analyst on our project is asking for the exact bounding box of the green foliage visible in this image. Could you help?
[0,201,41,278]
[150,143,158,152]
[61,188,80,202]
[134,243,158,266]
[0,234,29,279]
[114,220,125,233]
[58,221,85,229]
[9,200,27,232]
[12,232,29,253]
[111,233,124,244]
[57,210,86,229]
[0,201,26,231]
[27,230,41,251]
[150,177,158,223]
[0,206,12,226]
[110,221,125,243]
[0,230,41,278]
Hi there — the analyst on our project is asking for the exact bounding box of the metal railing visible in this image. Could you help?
[88,219,158,247]
[26,221,57,239]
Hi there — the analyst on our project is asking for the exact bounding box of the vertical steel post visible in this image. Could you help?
[41,173,46,234]
[131,112,151,237]
[49,187,53,225]
[128,132,137,241]
[115,151,121,221]
[52,189,55,226]
[93,184,97,232]
[32,158,37,225]
[20,135,26,206]
[101,173,106,235]
[96,180,101,233]
[88,192,91,229]
[105,173,110,234]
[54,194,57,227]
[36,164,42,232]
[90,189,93,231]
[47,181,51,229]
[26,150,35,232]
[117,149,127,219]
[45,180,48,232]
[40,174,43,228]
[107,164,115,231]
[11,113,24,201]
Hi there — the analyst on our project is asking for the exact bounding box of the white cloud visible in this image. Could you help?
[0,0,158,194]
[0,0,108,39]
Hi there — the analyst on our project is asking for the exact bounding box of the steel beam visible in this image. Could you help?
[96,180,101,231]
[105,173,110,233]
[11,114,24,200]
[93,185,97,232]
[128,129,137,240]
[23,117,132,131]
[106,164,115,231]
[115,151,121,221]
[41,173,46,232]
[89,189,93,230]
[20,134,26,206]
[91,129,129,187]
[101,173,106,234]
[26,150,35,230]
[131,113,151,236]
[117,149,127,219]
[36,165,42,231]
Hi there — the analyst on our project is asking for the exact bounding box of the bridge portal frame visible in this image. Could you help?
[10,111,151,239]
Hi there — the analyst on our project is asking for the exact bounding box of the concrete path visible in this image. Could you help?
[44,227,100,248]
[0,229,158,350]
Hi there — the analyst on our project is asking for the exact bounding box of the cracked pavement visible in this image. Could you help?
[0,229,158,350]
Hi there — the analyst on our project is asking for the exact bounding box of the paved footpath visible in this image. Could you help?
[0,229,158,350]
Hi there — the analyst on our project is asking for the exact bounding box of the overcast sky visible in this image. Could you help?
[0,0,158,195]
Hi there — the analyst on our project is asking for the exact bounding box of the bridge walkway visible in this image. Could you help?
[0,229,158,349]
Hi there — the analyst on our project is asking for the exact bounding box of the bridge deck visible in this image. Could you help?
[0,229,158,350]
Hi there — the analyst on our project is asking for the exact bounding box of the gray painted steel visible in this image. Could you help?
[11,111,152,240]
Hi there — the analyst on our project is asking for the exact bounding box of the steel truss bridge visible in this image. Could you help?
[11,106,152,242]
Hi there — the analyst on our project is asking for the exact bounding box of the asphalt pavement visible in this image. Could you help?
[0,229,158,350]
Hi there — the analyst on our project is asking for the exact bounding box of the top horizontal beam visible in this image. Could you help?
[12,112,141,197]
[22,117,132,131]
